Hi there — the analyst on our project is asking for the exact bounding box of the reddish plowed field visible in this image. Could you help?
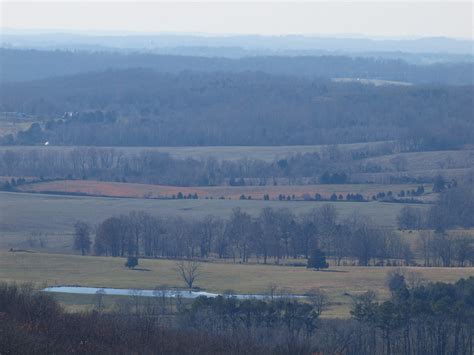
[17,180,425,201]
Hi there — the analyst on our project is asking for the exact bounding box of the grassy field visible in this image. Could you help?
[332,78,412,86]
[0,116,35,136]
[352,150,474,183]
[362,150,474,172]
[0,141,393,161]
[1,145,470,167]
[17,180,427,201]
[1,251,472,317]
[0,191,428,252]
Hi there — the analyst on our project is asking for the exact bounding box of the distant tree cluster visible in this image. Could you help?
[428,184,474,229]
[0,177,28,191]
[182,293,323,348]
[415,229,474,267]
[397,184,474,230]
[352,273,474,355]
[345,193,365,202]
[174,192,199,199]
[396,206,425,230]
[373,186,425,201]
[320,171,348,184]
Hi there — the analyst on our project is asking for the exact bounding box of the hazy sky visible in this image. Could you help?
[1,1,473,39]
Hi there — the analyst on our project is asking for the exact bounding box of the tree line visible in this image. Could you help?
[80,195,473,267]
[0,147,333,186]
[0,146,446,187]
[80,206,413,267]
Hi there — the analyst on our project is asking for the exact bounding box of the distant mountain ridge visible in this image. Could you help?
[1,48,473,85]
[2,32,473,55]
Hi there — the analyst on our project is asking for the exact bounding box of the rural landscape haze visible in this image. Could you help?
[0,1,473,354]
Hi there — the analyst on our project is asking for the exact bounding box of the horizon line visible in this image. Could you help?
[1,28,473,42]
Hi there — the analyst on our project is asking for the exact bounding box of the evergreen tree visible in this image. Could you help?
[125,256,139,269]
[433,175,446,192]
[73,221,91,255]
[307,248,329,270]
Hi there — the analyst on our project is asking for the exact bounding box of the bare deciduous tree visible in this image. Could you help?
[307,288,328,317]
[176,260,201,289]
[95,288,106,312]
[266,283,279,300]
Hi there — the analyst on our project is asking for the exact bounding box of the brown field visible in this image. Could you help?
[17,179,428,201]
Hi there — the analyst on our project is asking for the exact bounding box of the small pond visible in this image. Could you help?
[43,286,305,300]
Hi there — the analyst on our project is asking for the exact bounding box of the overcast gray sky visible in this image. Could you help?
[1,1,472,39]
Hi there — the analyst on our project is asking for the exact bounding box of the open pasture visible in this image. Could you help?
[0,141,392,162]
[0,114,36,136]
[352,150,474,183]
[350,149,474,184]
[361,150,474,172]
[1,251,472,317]
[0,190,423,231]
[0,191,427,252]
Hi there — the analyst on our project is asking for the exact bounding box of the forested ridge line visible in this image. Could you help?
[2,69,473,149]
[2,47,473,84]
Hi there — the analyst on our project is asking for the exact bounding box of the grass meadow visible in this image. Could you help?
[0,142,389,161]
[0,191,427,252]
[1,251,473,318]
